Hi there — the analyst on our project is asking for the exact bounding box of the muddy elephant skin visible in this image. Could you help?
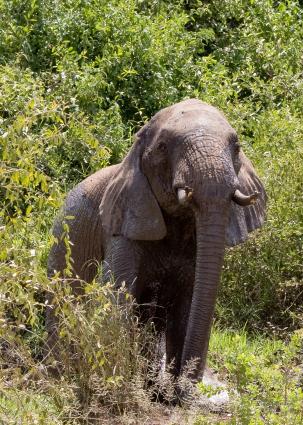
[47,99,267,381]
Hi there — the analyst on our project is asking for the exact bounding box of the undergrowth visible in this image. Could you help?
[194,328,303,425]
[1,277,198,423]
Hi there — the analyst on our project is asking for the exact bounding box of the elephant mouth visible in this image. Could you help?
[177,187,259,207]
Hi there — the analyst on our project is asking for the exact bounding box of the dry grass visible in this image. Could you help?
[1,278,205,424]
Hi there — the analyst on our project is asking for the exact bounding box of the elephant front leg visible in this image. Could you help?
[102,236,143,298]
[165,280,193,378]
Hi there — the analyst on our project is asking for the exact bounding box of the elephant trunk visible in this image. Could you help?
[181,205,229,380]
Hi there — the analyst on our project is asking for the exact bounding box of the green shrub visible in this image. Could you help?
[218,107,303,332]
[204,328,303,425]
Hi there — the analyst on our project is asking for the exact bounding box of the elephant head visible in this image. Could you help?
[100,99,266,381]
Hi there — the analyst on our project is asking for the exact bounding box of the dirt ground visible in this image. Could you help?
[100,405,232,425]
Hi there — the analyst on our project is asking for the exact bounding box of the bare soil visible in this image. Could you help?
[98,405,232,425]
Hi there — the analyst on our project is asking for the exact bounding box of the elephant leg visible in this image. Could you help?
[102,236,144,298]
[166,265,194,376]
[165,273,194,378]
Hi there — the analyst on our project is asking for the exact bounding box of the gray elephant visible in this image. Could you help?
[47,99,266,384]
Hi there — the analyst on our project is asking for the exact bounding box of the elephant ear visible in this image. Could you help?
[100,138,167,241]
[226,150,267,247]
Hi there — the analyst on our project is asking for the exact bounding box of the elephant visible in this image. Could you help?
[46,99,266,387]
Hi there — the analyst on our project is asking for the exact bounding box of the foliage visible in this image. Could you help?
[0,0,303,422]
[218,108,303,332]
[0,277,156,422]
[0,391,61,425]
[194,328,303,424]
[50,281,156,415]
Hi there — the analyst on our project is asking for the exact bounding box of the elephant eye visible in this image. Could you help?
[157,141,167,152]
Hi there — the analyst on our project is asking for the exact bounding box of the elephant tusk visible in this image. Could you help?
[232,189,259,206]
[177,187,193,205]
[177,188,187,205]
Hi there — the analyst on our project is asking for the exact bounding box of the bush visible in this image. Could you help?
[218,107,303,333]
[204,328,303,425]
[44,280,157,419]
